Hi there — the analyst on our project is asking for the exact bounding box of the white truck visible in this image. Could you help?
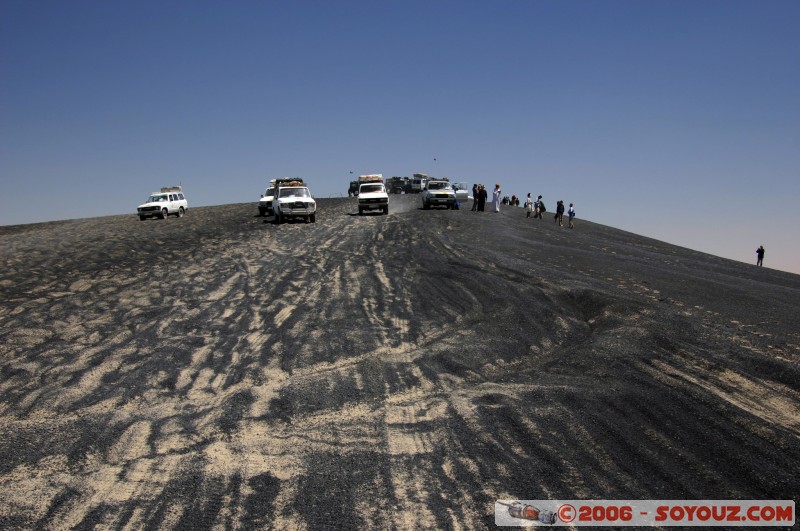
[137,186,188,220]
[357,174,389,215]
[421,178,456,209]
[411,173,428,193]
[272,178,317,224]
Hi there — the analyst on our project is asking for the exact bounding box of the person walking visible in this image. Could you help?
[568,203,576,228]
[756,245,765,267]
[555,200,565,226]
[492,184,502,213]
[471,183,479,211]
[525,193,533,218]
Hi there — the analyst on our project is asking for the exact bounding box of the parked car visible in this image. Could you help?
[137,186,188,220]
[451,182,470,201]
[259,180,276,216]
[421,179,456,209]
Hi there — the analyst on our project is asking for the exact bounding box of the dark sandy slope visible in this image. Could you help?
[1,195,798,529]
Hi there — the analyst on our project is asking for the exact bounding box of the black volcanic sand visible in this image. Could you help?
[1,195,798,529]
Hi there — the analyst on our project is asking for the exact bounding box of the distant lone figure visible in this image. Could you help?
[568,203,575,228]
[756,245,765,267]
[492,184,502,213]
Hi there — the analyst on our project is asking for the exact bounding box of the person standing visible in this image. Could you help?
[525,193,533,218]
[492,184,502,213]
[568,203,576,228]
[555,200,565,226]
[471,183,479,211]
[534,195,544,219]
[756,245,765,267]
[477,185,487,212]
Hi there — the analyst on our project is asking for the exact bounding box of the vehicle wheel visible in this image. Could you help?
[310,213,316,223]
[161,208,169,219]
[178,207,184,217]
[358,207,364,216]
[259,207,267,216]
[139,215,146,221]
[383,206,388,215]
[275,211,283,224]
[423,201,430,210]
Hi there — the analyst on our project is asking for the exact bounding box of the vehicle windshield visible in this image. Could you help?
[452,182,467,191]
[147,194,168,202]
[265,187,275,196]
[428,182,448,190]
[360,184,384,194]
[279,187,309,198]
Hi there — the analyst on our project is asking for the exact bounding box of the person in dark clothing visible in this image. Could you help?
[756,245,765,267]
[555,200,565,226]
[471,184,479,211]
[477,185,488,212]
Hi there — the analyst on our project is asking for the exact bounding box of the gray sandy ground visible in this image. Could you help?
[1,195,798,529]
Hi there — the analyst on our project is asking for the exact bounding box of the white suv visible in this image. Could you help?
[358,181,389,215]
[421,180,456,209]
[137,186,188,220]
[258,180,276,216]
[272,180,317,223]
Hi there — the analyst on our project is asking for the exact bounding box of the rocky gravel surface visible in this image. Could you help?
[1,194,798,529]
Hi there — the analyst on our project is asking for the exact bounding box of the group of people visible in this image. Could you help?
[470,183,505,213]
[470,184,768,266]
[470,184,576,227]
[523,194,576,229]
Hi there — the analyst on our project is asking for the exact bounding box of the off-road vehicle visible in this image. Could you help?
[258,180,276,216]
[272,179,317,224]
[421,179,456,210]
[357,176,389,215]
[137,186,188,220]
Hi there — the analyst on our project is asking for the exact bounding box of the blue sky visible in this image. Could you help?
[2,1,799,273]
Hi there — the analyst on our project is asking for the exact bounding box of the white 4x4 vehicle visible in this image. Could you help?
[421,180,456,209]
[258,180,276,216]
[272,179,317,224]
[451,181,470,201]
[358,179,389,215]
[137,186,188,220]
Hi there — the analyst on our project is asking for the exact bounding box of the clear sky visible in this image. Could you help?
[2,1,798,274]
